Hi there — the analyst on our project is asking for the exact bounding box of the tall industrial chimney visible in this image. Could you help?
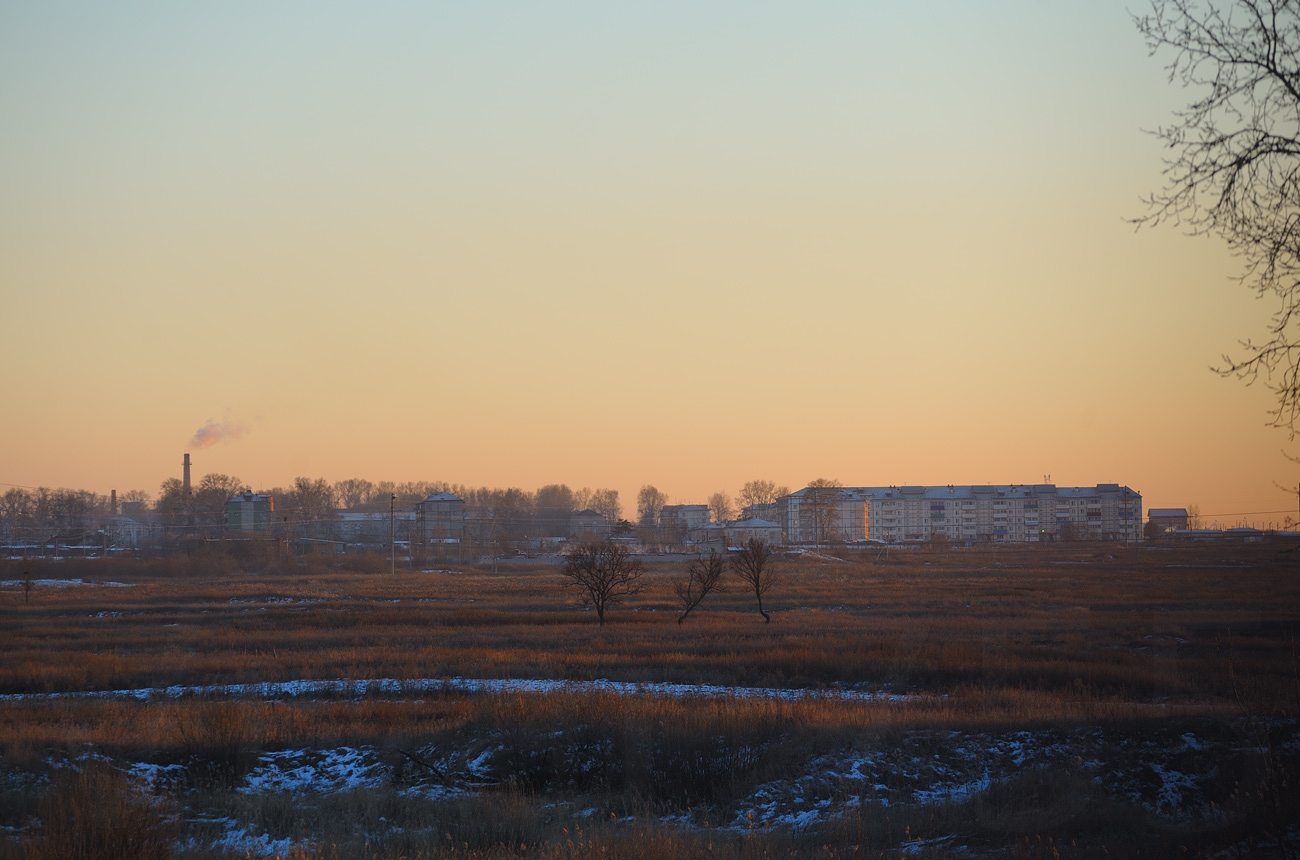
[183,453,192,496]
[110,489,117,517]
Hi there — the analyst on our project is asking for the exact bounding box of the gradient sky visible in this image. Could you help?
[1,2,1294,527]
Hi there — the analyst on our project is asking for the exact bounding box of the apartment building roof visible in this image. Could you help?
[789,484,1139,502]
[422,492,463,503]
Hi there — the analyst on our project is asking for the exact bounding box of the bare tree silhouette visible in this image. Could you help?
[1136,0,1300,435]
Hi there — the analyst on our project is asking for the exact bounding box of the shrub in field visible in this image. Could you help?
[23,762,177,860]
[479,693,792,808]
[173,699,265,785]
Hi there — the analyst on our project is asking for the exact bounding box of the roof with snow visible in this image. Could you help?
[731,518,780,528]
[422,492,462,502]
[227,491,271,503]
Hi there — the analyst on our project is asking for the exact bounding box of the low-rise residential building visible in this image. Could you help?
[108,516,157,548]
[688,517,783,550]
[660,504,711,531]
[1147,508,1189,533]
[725,517,783,545]
[657,504,709,544]
[337,511,416,543]
[571,509,610,540]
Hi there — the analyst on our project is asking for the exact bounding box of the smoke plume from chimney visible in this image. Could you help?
[190,419,246,449]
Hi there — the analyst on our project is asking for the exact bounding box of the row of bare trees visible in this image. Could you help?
[2,473,803,550]
[0,488,108,539]
[561,538,780,626]
[637,480,793,526]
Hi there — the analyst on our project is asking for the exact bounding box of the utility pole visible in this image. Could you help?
[390,493,396,575]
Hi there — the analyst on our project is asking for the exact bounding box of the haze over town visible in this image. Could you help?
[1,2,1294,526]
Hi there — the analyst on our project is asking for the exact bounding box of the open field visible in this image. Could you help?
[1,542,1298,858]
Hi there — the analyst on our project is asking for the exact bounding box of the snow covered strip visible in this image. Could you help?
[0,677,922,703]
[0,578,134,587]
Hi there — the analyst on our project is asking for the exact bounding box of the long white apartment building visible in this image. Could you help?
[747,483,1142,544]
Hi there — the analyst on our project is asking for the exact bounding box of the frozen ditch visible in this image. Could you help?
[107,721,1285,856]
[0,676,927,703]
[0,578,133,588]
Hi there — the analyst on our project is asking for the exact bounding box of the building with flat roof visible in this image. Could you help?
[660,504,711,530]
[1147,508,1189,533]
[225,492,274,533]
[688,518,783,551]
[415,492,465,544]
[749,484,1142,544]
[571,509,610,540]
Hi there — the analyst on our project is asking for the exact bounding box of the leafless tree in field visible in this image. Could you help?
[731,537,779,623]
[738,479,789,510]
[333,478,376,510]
[534,484,576,537]
[289,476,337,538]
[588,488,622,526]
[637,485,667,528]
[119,489,150,508]
[707,492,735,523]
[803,478,844,547]
[194,473,247,527]
[675,550,726,624]
[560,541,645,626]
[1136,0,1300,435]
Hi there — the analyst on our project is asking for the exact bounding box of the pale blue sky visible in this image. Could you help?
[1,2,1291,523]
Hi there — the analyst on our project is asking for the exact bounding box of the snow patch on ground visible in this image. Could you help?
[728,724,1251,831]
[186,817,307,859]
[128,762,186,791]
[240,747,388,794]
[0,578,133,588]
[0,676,929,704]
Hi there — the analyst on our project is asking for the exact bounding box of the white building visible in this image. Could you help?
[753,484,1142,544]
[660,504,710,530]
[688,518,783,550]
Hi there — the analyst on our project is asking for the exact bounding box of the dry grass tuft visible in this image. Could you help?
[20,762,177,860]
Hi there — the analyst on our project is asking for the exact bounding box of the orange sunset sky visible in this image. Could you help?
[1,2,1295,528]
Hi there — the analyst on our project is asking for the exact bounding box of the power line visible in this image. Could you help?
[1193,509,1294,518]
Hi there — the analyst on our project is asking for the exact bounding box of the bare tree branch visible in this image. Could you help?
[1136,0,1300,435]
[675,550,726,624]
[560,541,644,626]
[730,538,780,623]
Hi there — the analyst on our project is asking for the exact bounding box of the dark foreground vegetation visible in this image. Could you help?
[1,542,1297,858]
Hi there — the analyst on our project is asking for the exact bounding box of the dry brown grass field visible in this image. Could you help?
[1,541,1297,858]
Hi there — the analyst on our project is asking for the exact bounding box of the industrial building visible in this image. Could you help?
[224,491,275,533]
[414,491,466,544]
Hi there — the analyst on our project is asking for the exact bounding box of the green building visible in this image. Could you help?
[224,491,274,533]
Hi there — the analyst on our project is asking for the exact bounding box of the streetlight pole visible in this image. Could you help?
[390,493,396,576]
